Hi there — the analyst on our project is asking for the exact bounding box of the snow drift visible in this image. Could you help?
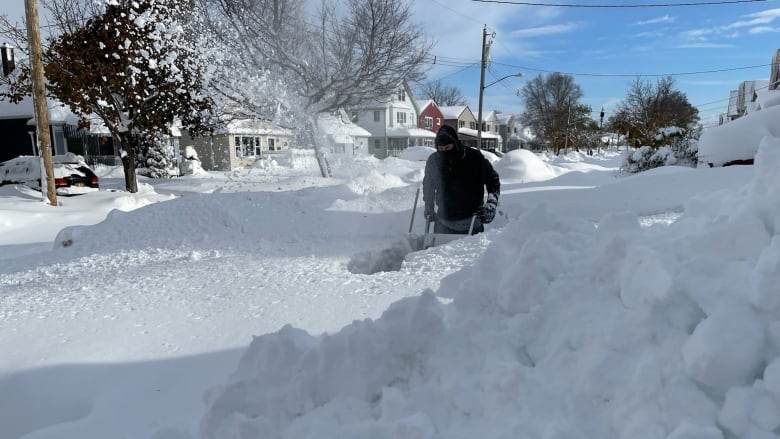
[200,139,780,438]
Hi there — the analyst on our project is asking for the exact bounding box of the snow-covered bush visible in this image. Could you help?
[621,125,700,173]
[136,135,178,179]
[621,145,677,173]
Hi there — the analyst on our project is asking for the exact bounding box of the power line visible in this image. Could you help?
[471,0,766,7]
[490,60,773,78]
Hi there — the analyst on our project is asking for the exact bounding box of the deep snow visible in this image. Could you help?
[1,142,778,439]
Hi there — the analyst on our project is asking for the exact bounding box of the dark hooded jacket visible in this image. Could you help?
[423,125,500,225]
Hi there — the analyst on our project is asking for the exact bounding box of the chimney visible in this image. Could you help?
[2,43,15,76]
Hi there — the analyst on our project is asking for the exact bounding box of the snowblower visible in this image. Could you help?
[408,186,476,251]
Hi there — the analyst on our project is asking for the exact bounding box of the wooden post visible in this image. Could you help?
[24,0,57,206]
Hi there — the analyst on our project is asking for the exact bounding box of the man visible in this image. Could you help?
[423,124,501,235]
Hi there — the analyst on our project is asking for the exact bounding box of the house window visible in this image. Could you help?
[351,111,358,122]
[53,125,66,155]
[458,120,465,128]
[242,136,255,156]
[374,139,381,149]
[436,118,441,125]
[269,138,276,151]
[397,89,405,101]
[235,136,263,157]
[470,122,476,130]
[424,117,433,129]
[373,111,380,122]
[396,112,406,125]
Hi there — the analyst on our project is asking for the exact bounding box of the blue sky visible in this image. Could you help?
[412,0,780,126]
[3,0,779,126]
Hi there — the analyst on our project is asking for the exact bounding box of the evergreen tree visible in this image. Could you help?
[136,134,177,179]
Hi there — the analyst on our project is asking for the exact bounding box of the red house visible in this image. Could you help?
[416,100,444,147]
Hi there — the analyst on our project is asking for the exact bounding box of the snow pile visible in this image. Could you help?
[345,169,407,196]
[398,146,434,162]
[492,148,560,183]
[179,145,207,176]
[200,139,780,438]
[698,104,780,166]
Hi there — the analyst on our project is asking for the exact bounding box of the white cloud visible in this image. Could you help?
[636,14,676,25]
[633,30,666,38]
[748,26,778,34]
[675,42,735,49]
[681,7,780,42]
[510,22,580,38]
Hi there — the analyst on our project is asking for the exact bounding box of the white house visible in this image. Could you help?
[317,110,372,157]
[348,80,435,158]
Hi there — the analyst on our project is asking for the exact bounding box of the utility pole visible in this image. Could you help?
[563,102,571,154]
[477,25,487,151]
[24,0,57,206]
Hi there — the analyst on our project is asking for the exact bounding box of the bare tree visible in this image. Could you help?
[199,0,433,177]
[416,79,467,106]
[608,76,699,148]
[519,72,591,154]
[206,0,431,112]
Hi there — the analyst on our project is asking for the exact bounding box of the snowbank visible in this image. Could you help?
[493,148,560,183]
[698,104,780,166]
[199,141,780,438]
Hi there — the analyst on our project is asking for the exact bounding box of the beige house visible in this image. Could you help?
[439,105,503,150]
[181,118,294,171]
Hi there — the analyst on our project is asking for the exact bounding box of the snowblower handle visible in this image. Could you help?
[409,186,420,234]
[468,215,477,235]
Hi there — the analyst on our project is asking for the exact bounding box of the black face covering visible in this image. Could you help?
[439,147,462,160]
[435,127,464,160]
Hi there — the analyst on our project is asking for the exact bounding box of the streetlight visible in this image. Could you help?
[477,72,524,151]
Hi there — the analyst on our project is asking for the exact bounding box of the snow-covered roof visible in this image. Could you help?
[439,105,467,119]
[457,127,500,140]
[317,113,372,142]
[317,114,371,137]
[217,118,293,136]
[496,113,514,124]
[387,127,436,138]
[417,100,435,112]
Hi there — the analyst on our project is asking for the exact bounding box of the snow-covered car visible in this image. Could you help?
[0,155,99,195]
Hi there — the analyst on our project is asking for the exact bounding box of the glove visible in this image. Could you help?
[479,193,498,224]
[424,205,436,222]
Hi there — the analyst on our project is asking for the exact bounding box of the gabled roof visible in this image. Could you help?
[439,105,468,119]
[351,79,418,111]
[317,111,372,141]
[484,110,499,120]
